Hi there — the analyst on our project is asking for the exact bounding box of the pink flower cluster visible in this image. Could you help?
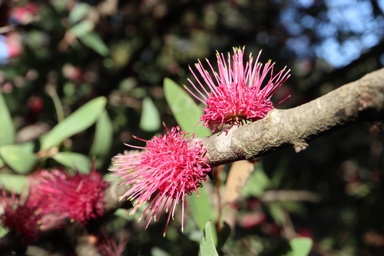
[0,169,108,243]
[111,46,290,234]
[31,170,108,225]
[186,47,290,130]
[111,125,210,235]
[0,189,42,243]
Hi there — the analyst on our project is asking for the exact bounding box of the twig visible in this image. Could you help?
[0,25,15,34]
[261,190,321,203]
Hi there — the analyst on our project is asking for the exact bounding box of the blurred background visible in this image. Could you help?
[0,0,384,255]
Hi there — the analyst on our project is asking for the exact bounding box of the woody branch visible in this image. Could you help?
[197,68,384,166]
[105,68,384,210]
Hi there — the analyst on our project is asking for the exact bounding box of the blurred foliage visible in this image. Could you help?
[0,0,383,255]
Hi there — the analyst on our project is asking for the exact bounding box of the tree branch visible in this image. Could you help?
[197,68,384,166]
[103,68,384,211]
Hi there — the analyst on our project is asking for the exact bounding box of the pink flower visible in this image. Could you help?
[96,235,128,256]
[185,47,291,131]
[30,169,108,225]
[111,125,211,235]
[0,189,42,243]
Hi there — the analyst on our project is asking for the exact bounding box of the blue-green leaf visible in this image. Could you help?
[0,173,28,194]
[241,164,270,197]
[199,221,218,256]
[0,223,9,239]
[69,3,90,23]
[140,96,161,132]
[164,78,211,137]
[0,92,15,145]
[188,187,214,231]
[52,152,91,174]
[0,144,37,174]
[269,203,285,226]
[71,20,93,37]
[79,32,109,56]
[90,110,113,158]
[40,97,106,150]
[288,238,313,256]
[151,247,171,256]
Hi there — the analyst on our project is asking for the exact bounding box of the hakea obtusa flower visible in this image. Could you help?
[185,46,291,131]
[29,169,109,225]
[0,189,43,243]
[0,169,108,244]
[96,234,128,256]
[110,125,211,236]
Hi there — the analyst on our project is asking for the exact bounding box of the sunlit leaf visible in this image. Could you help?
[69,3,90,23]
[40,97,106,150]
[90,110,113,158]
[0,223,9,239]
[151,247,171,256]
[164,78,211,137]
[52,152,91,174]
[0,173,28,194]
[288,238,313,256]
[0,92,15,146]
[79,32,109,56]
[199,221,218,256]
[71,20,93,37]
[50,0,67,11]
[0,144,37,174]
[140,96,161,132]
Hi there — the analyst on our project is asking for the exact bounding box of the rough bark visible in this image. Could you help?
[197,68,384,166]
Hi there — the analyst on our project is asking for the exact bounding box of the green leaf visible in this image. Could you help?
[71,20,93,37]
[90,110,113,158]
[0,223,9,239]
[217,222,231,251]
[103,173,119,182]
[52,152,91,174]
[269,203,285,226]
[79,32,109,56]
[199,221,219,256]
[140,96,161,132]
[241,164,270,197]
[115,203,149,223]
[69,3,90,23]
[40,97,106,150]
[0,144,37,174]
[0,173,28,194]
[188,187,214,231]
[164,78,211,137]
[270,159,288,188]
[288,238,313,256]
[151,247,171,256]
[0,92,15,145]
[114,208,134,221]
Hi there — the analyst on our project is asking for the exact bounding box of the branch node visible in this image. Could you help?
[292,140,309,153]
